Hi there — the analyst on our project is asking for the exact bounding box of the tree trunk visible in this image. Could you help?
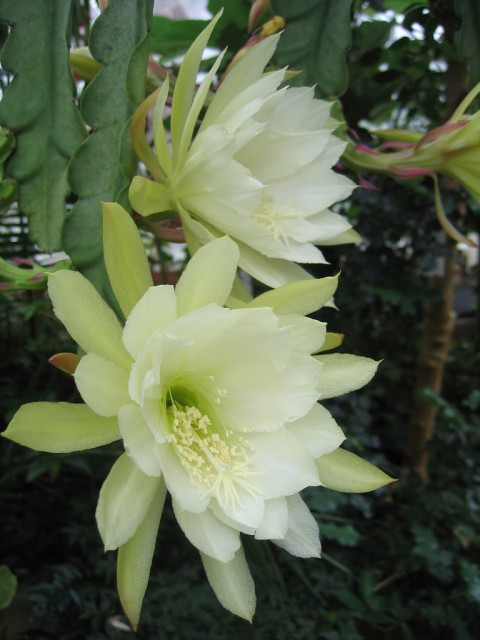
[406,251,455,481]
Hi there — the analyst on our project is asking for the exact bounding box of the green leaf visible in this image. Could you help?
[316,448,396,493]
[383,0,428,11]
[63,0,153,306]
[321,523,361,547]
[207,0,249,29]
[271,0,354,98]
[0,0,86,251]
[0,565,17,610]
[150,17,211,57]
[455,0,480,89]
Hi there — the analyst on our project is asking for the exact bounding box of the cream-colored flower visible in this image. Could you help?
[3,203,392,626]
[129,14,359,288]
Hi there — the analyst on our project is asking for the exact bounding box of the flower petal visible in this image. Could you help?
[175,236,240,316]
[278,315,327,354]
[235,239,316,288]
[48,270,131,370]
[129,175,172,215]
[288,403,345,458]
[102,203,153,318]
[172,501,241,562]
[170,11,223,166]
[316,354,379,400]
[96,453,161,551]
[118,405,163,477]
[274,494,321,558]
[117,478,167,631]
[74,353,131,417]
[316,448,396,493]
[122,285,177,359]
[157,444,210,513]
[247,274,338,316]
[201,546,256,622]
[2,402,120,452]
[255,497,289,540]
[249,429,320,499]
[203,33,280,128]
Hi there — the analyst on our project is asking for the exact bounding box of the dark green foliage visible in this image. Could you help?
[150,18,211,58]
[0,0,86,251]
[271,0,354,98]
[454,0,480,88]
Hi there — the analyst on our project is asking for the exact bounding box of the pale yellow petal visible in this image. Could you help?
[48,270,131,370]
[117,478,167,630]
[175,237,239,315]
[96,453,161,551]
[201,546,256,622]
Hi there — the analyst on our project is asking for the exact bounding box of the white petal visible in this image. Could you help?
[96,453,161,551]
[237,128,332,183]
[119,405,163,477]
[157,444,209,513]
[236,239,316,288]
[288,403,346,458]
[74,353,131,417]
[216,490,266,531]
[270,163,354,215]
[255,497,289,540]
[274,494,321,558]
[249,429,320,499]
[316,354,379,400]
[209,500,257,536]
[123,285,177,359]
[278,315,327,354]
[203,33,281,127]
[201,546,256,621]
[172,501,241,562]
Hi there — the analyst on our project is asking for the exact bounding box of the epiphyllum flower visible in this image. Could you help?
[129,13,359,289]
[3,203,393,627]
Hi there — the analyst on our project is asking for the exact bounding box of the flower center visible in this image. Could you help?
[165,386,262,511]
[251,194,301,244]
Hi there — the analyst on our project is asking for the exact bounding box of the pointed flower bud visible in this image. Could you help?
[344,82,480,246]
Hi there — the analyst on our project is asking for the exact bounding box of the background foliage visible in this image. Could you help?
[1,0,479,638]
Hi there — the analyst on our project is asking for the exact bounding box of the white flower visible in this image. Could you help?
[3,204,392,627]
[129,13,359,288]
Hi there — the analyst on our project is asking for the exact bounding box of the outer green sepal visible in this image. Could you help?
[2,402,120,452]
[246,274,339,316]
[117,478,167,630]
[102,202,153,318]
[316,448,396,493]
